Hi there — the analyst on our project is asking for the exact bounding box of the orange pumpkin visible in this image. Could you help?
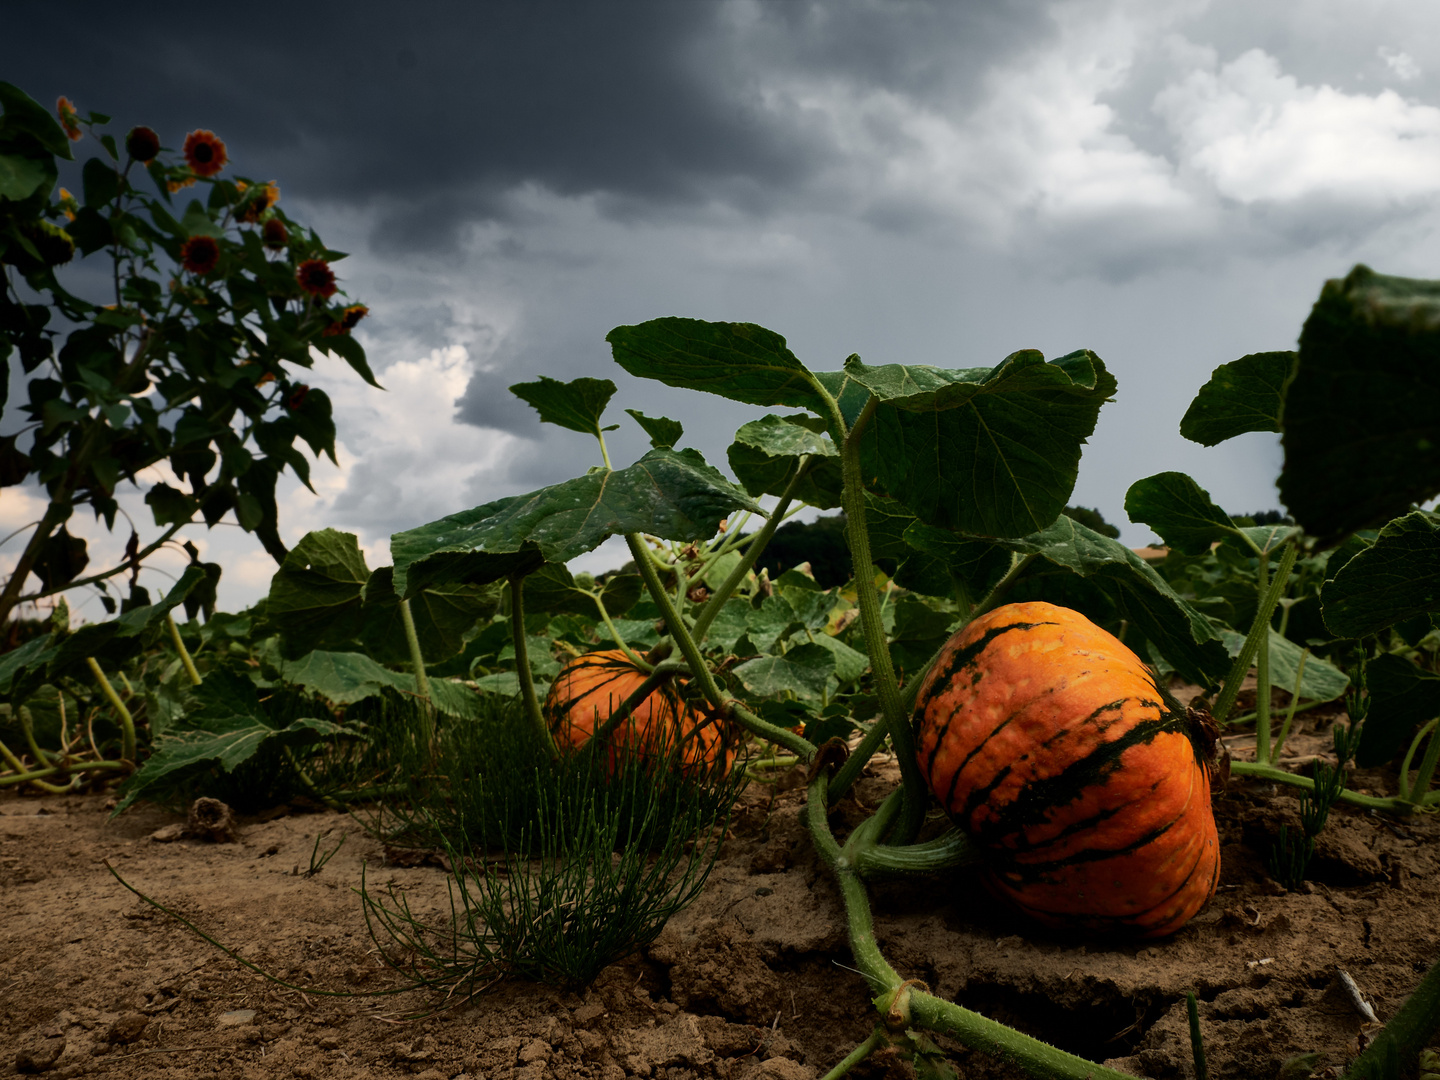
[912,601,1219,937]
[543,650,731,775]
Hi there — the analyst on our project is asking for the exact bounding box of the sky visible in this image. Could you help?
[4,0,1440,621]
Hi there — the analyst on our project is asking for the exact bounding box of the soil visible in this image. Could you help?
[3,700,1439,1080]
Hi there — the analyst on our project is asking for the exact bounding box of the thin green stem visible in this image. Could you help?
[829,394,924,841]
[1229,761,1412,812]
[167,614,203,686]
[589,590,650,670]
[908,992,1141,1080]
[820,1028,887,1080]
[507,573,557,760]
[625,533,723,713]
[1187,992,1209,1080]
[398,598,431,702]
[1254,552,1273,765]
[86,656,136,762]
[729,700,816,761]
[691,458,813,645]
[1212,540,1299,727]
[1402,719,1440,804]
[827,718,890,804]
[1270,649,1308,762]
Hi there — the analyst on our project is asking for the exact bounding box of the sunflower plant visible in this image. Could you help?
[0,82,378,630]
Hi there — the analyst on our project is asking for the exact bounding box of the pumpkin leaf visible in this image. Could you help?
[950,516,1229,686]
[359,565,498,666]
[1218,628,1349,703]
[1321,510,1440,637]
[607,318,827,413]
[48,564,208,676]
[276,649,482,717]
[727,414,843,509]
[1180,351,1295,446]
[1282,266,1440,545]
[844,349,1116,537]
[389,449,761,598]
[1124,472,1236,555]
[866,493,1011,603]
[732,643,835,702]
[625,408,684,448]
[519,562,642,621]
[264,528,370,657]
[510,375,617,438]
[1357,653,1440,767]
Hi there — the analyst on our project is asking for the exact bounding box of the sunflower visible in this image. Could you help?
[237,181,280,224]
[296,259,337,299]
[57,188,78,222]
[180,235,220,275]
[125,126,161,163]
[261,218,289,251]
[322,304,369,336]
[182,130,228,177]
[56,97,82,141]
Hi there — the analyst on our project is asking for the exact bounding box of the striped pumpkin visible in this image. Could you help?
[913,601,1219,937]
[544,650,731,775]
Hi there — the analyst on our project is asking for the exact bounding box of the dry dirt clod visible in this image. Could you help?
[103,1012,148,1045]
[14,1033,65,1074]
[186,797,237,842]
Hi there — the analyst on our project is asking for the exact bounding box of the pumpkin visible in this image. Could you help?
[543,650,731,775]
[912,601,1219,937]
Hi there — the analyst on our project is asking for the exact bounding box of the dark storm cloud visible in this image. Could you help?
[4,1,1053,256]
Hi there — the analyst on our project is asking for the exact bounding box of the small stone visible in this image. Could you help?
[149,824,185,843]
[217,1009,257,1028]
[104,1013,148,1044]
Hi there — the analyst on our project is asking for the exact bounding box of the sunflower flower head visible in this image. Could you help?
[180,235,220,276]
[57,187,78,222]
[322,304,369,336]
[261,218,289,251]
[56,97,83,141]
[125,126,161,163]
[296,258,337,299]
[182,130,228,177]
[237,181,280,224]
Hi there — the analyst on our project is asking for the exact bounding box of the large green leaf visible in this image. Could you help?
[510,375,616,438]
[867,494,1011,603]
[607,318,826,413]
[360,565,497,666]
[732,643,835,702]
[264,529,369,656]
[389,449,761,598]
[0,82,75,158]
[0,152,50,201]
[1282,266,1440,544]
[112,669,351,814]
[727,414,843,509]
[1358,653,1440,767]
[849,349,1115,536]
[1124,472,1236,556]
[1218,628,1349,703]
[1321,510,1440,637]
[949,516,1229,686]
[1180,351,1295,446]
[276,649,482,717]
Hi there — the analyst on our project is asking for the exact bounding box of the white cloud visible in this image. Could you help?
[1155,48,1440,204]
[1379,46,1421,82]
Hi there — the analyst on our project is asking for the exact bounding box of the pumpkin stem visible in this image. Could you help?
[508,571,559,760]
